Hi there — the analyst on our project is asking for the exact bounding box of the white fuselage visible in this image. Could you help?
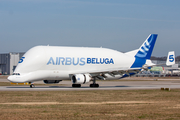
[8,46,139,83]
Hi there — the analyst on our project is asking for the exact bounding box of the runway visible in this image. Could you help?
[1,78,180,91]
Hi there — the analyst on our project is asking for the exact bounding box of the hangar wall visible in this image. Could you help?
[0,53,25,75]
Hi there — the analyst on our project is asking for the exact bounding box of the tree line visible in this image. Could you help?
[151,56,180,61]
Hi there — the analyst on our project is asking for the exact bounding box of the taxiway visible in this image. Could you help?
[0,78,180,91]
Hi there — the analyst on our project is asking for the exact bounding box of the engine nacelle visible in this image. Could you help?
[71,74,92,84]
[43,80,62,84]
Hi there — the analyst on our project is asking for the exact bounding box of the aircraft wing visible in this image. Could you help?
[70,67,141,80]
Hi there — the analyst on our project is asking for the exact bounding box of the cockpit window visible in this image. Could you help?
[13,73,20,75]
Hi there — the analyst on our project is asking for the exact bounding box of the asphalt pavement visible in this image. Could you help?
[1,77,180,91]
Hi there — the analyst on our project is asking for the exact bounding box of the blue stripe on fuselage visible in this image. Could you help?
[131,57,146,68]
[119,57,146,79]
[119,57,145,79]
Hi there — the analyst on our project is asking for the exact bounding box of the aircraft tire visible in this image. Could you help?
[30,84,35,88]
[96,84,99,87]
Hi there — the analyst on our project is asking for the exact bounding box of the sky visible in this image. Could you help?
[0,0,180,56]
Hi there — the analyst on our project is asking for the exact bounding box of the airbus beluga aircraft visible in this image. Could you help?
[7,34,175,88]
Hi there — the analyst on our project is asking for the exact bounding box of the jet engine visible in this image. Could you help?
[43,80,62,84]
[71,74,92,84]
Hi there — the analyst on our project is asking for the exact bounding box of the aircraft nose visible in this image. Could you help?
[7,74,27,83]
[7,76,14,82]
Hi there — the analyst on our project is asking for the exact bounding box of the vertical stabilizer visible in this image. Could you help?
[135,34,158,59]
[166,51,175,66]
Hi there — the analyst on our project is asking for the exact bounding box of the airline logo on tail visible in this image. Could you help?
[130,34,158,68]
[166,51,175,66]
[135,34,158,59]
[169,55,174,62]
[136,39,151,57]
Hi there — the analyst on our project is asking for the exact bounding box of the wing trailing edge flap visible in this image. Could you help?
[89,69,141,80]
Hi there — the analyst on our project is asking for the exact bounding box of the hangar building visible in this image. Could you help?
[0,53,24,75]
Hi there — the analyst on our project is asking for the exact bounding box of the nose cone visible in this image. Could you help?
[7,75,14,82]
[7,74,27,83]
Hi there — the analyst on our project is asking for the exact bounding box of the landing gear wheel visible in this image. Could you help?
[90,84,99,88]
[90,77,99,88]
[30,84,35,88]
[72,84,81,88]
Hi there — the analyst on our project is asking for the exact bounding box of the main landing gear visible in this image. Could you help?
[72,78,99,88]
[29,82,35,88]
[90,78,99,88]
[90,84,99,87]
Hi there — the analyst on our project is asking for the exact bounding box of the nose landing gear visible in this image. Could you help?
[29,82,35,88]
